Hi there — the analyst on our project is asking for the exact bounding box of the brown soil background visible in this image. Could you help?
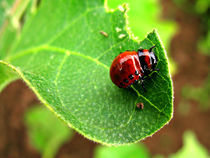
[0,0,209,158]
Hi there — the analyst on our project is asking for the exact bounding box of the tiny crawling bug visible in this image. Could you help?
[110,46,159,91]
[100,31,108,37]
[136,102,144,110]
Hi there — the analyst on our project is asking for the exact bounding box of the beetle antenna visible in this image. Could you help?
[149,45,156,52]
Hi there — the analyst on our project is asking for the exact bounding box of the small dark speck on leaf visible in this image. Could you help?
[136,102,144,110]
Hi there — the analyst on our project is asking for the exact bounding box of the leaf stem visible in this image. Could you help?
[130,85,140,97]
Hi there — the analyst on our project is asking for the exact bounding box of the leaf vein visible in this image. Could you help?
[47,6,103,45]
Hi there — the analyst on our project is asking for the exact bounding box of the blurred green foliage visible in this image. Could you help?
[194,0,210,56]
[0,0,32,59]
[107,0,178,75]
[174,0,210,55]
[0,0,14,26]
[195,0,210,14]
[107,0,177,50]
[174,0,210,14]
[94,143,150,158]
[0,0,30,29]
[95,131,209,158]
[177,100,191,116]
[182,75,210,110]
[169,131,209,158]
[25,105,73,158]
[198,30,210,56]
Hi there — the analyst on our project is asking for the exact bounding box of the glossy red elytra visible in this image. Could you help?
[110,46,158,91]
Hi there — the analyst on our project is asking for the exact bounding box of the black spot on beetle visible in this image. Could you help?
[129,74,134,79]
[124,79,129,83]
[120,82,125,86]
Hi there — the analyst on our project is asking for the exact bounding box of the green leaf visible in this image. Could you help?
[25,105,73,158]
[0,0,20,89]
[0,63,17,91]
[94,143,150,158]
[198,31,210,56]
[0,0,14,58]
[169,131,209,158]
[0,0,173,145]
[0,0,32,58]
[182,75,210,110]
[0,0,8,26]
[0,24,17,60]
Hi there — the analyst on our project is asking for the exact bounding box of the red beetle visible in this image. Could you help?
[110,46,158,90]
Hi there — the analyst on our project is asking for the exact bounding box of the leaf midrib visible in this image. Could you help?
[4,44,169,117]
[0,59,169,135]
[0,57,136,131]
[10,5,105,55]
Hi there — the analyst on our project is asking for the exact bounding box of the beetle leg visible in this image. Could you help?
[154,68,159,71]
[149,45,156,52]
[141,80,146,92]
[140,77,147,92]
